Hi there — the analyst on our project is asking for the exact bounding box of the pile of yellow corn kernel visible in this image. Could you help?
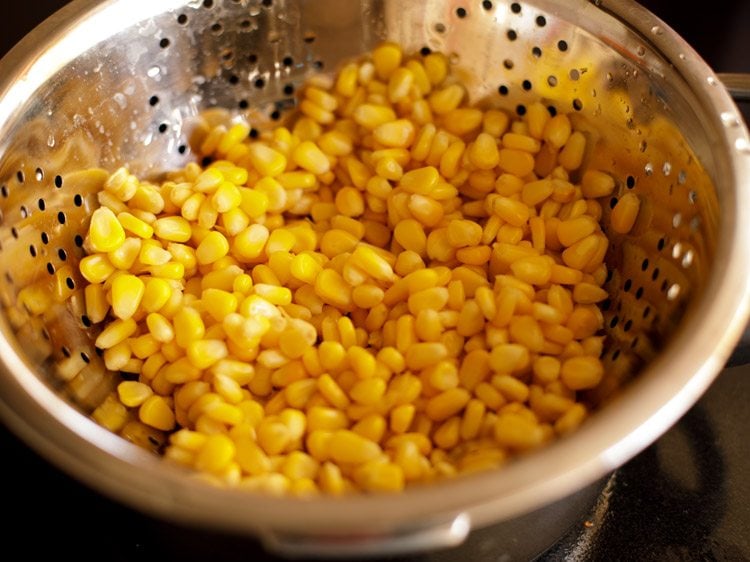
[82,42,616,495]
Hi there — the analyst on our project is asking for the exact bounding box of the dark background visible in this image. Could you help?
[0,1,749,561]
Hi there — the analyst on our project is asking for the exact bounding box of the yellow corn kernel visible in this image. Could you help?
[305,86,338,112]
[193,231,228,266]
[334,186,365,217]
[208,183,239,216]
[507,315,544,352]
[560,356,604,390]
[299,98,335,125]
[557,215,598,247]
[581,170,615,198]
[333,62,359,97]
[340,345,372,378]
[411,124,437,162]
[391,220,426,257]
[488,342,530,374]
[315,268,352,308]
[153,216,191,242]
[521,179,553,208]
[328,429,381,464]
[117,381,153,408]
[491,375,529,403]
[543,114,572,149]
[554,403,587,435]
[494,412,544,449]
[193,168,223,193]
[440,107,481,136]
[195,433,236,474]
[373,119,415,148]
[491,199,529,230]
[187,339,228,369]
[558,131,586,170]
[89,207,126,253]
[313,374,348,410]
[573,283,609,304]
[139,395,176,431]
[494,174,524,198]
[349,377,386,406]
[372,42,402,80]
[420,51,447,85]
[141,277,171,313]
[173,307,205,348]
[79,254,115,284]
[85,283,109,323]
[611,192,640,234]
[457,399,485,441]
[407,287,449,316]
[349,245,395,283]
[510,256,552,286]
[445,219,482,248]
[138,239,171,266]
[252,284,291,306]
[106,238,140,271]
[200,288,237,322]
[390,404,415,434]
[429,83,464,114]
[293,141,331,175]
[502,132,541,153]
[233,223,269,261]
[247,142,287,177]
[317,461,345,495]
[531,357,560,384]
[353,104,397,129]
[117,211,154,239]
[425,388,471,422]
[95,318,137,349]
[387,67,414,103]
[497,148,535,177]
[561,234,600,270]
[349,283,383,308]
[468,133,500,170]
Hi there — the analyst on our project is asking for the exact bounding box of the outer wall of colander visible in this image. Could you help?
[0,0,748,556]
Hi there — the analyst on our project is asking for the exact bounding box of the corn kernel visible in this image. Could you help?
[560,356,604,390]
[139,395,176,431]
[611,192,641,234]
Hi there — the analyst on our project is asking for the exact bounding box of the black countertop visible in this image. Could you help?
[1,2,749,561]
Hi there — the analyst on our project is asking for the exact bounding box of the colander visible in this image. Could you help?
[0,0,749,558]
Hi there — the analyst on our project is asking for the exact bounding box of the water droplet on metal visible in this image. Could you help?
[672,242,682,259]
[720,112,740,127]
[113,92,127,109]
[636,46,645,57]
[667,283,681,301]
[147,66,161,78]
[678,53,686,60]
[662,161,671,176]
[735,138,750,154]
[644,162,654,175]
[651,25,663,35]
[47,135,55,148]
[707,76,717,86]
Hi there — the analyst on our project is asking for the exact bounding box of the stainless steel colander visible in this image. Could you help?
[0,0,749,557]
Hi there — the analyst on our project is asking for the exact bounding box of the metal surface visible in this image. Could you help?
[0,0,748,555]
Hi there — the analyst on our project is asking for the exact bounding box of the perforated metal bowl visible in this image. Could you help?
[0,0,748,557]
